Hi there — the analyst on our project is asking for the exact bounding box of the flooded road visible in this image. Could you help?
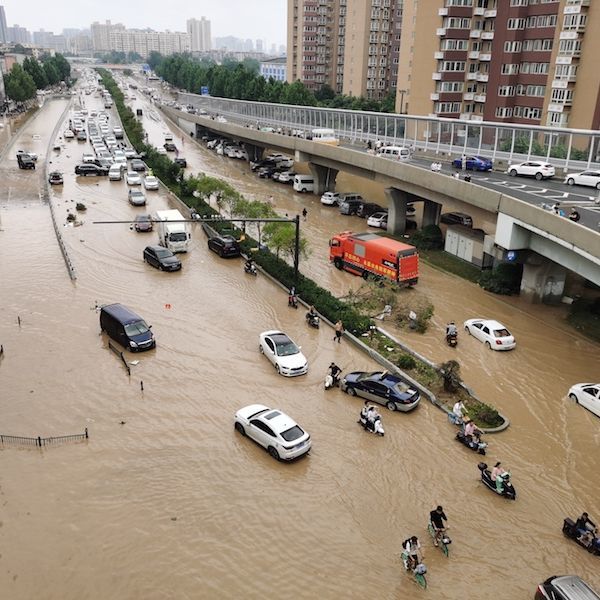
[0,82,599,600]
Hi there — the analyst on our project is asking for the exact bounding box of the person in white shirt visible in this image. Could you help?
[403,536,422,570]
[453,400,467,423]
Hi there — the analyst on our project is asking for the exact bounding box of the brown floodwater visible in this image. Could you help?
[1,83,599,600]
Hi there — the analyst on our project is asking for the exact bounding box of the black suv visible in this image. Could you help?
[48,171,64,185]
[440,212,473,227]
[207,235,241,258]
[17,154,36,170]
[174,157,187,168]
[143,246,182,271]
[130,159,146,172]
[74,164,109,176]
[164,142,177,152]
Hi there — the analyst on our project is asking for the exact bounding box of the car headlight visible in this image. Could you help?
[129,341,138,348]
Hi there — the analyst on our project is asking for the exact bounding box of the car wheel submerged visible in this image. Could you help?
[346,387,357,396]
[464,326,471,335]
[275,364,281,374]
[268,446,280,461]
[569,393,579,404]
[259,344,264,353]
[334,257,343,270]
[386,401,396,411]
[485,341,492,350]
[234,422,246,436]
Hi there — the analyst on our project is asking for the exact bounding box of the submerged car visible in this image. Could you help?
[48,171,64,185]
[259,330,308,377]
[367,211,388,229]
[340,371,421,412]
[126,171,142,185]
[452,155,493,171]
[143,245,182,271]
[568,383,600,418]
[463,318,516,351]
[143,176,159,190]
[133,214,153,232]
[128,189,146,206]
[234,404,311,461]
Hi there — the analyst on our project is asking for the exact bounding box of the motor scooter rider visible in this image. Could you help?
[245,256,255,271]
[328,362,341,387]
[288,286,298,307]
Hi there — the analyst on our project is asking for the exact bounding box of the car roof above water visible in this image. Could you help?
[101,303,145,325]
[546,576,600,600]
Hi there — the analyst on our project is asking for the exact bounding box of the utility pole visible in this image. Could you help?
[294,214,300,285]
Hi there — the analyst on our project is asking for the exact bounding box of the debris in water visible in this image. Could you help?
[129,360,139,366]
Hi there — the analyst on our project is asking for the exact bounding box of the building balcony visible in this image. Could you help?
[438,7,448,16]
[481,31,494,40]
[466,73,478,80]
[548,104,564,113]
[560,31,579,40]
[470,115,484,122]
[556,56,573,65]
[473,7,485,15]
[479,53,492,61]
[469,51,480,59]
[470,29,481,38]
[476,73,489,82]
[474,94,486,102]
[434,51,444,59]
[432,72,442,80]
[436,28,446,36]
[552,79,570,89]
[484,9,497,18]
[430,93,440,101]
[463,92,474,101]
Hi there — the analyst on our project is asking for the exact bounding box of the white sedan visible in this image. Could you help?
[64,129,75,139]
[259,330,308,376]
[367,211,388,229]
[126,171,142,185]
[508,161,555,180]
[234,404,311,461]
[568,383,600,418]
[463,318,516,351]
[564,171,600,190]
[144,176,159,190]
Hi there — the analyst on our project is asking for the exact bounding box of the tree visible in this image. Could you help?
[3,64,37,102]
[43,61,60,86]
[263,222,309,263]
[315,85,335,102]
[282,80,317,106]
[23,57,48,89]
[147,51,163,70]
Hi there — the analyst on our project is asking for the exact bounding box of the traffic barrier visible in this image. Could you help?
[0,428,88,448]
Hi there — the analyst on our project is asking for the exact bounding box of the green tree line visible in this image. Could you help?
[152,54,396,113]
[3,53,71,102]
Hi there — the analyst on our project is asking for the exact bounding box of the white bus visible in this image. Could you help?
[311,128,339,146]
[293,174,315,193]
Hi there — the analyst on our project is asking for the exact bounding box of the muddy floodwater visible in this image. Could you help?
[1,85,599,600]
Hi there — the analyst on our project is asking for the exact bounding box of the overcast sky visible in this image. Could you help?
[2,0,288,46]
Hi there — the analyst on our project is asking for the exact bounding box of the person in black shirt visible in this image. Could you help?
[575,512,597,548]
[429,506,448,547]
[569,208,581,222]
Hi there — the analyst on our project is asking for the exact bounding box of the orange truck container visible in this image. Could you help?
[329,231,419,285]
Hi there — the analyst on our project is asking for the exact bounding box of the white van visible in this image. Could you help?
[311,128,339,146]
[293,174,315,193]
[377,145,411,161]
[108,164,123,181]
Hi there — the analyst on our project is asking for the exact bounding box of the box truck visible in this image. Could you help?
[155,209,191,253]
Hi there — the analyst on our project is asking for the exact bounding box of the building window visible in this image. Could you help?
[507,19,526,30]
[440,61,466,72]
[443,18,471,29]
[441,39,468,51]
[495,107,513,118]
[437,81,465,92]
[435,102,461,113]
[498,86,515,96]
[501,63,520,75]
[504,41,522,53]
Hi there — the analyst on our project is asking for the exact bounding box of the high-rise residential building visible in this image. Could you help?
[109,29,190,58]
[256,39,264,53]
[342,0,403,100]
[7,24,30,44]
[187,17,211,52]
[396,0,600,129]
[91,20,126,53]
[287,0,345,93]
[0,5,8,44]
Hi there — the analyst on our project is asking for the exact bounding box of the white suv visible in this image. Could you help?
[508,161,555,180]
[321,191,341,206]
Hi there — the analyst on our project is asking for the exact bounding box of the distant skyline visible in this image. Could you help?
[1,0,287,46]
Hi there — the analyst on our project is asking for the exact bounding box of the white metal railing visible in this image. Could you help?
[175,92,600,170]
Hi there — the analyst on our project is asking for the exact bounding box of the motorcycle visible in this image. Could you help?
[306,312,320,328]
[446,332,458,347]
[288,293,298,309]
[562,518,600,556]
[244,262,257,276]
[477,463,516,500]
[456,430,487,455]
[358,407,385,436]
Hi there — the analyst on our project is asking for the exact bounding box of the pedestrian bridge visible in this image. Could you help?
[159,100,600,297]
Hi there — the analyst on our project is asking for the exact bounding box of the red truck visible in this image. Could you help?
[329,231,419,285]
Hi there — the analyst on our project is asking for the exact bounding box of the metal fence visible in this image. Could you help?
[0,428,89,448]
[177,92,600,171]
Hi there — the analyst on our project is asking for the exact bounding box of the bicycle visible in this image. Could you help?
[401,551,428,589]
[427,522,451,557]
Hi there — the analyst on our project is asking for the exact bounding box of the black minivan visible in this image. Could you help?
[100,303,155,352]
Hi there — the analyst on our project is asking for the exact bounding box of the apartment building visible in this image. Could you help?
[396,0,600,129]
[343,0,403,100]
[287,0,344,93]
[91,21,126,53]
[187,17,211,52]
[108,30,190,58]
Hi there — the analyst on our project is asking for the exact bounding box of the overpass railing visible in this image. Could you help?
[177,92,600,171]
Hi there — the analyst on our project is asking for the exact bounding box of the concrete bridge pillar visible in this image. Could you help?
[422,199,442,228]
[384,187,411,235]
[520,256,567,304]
[244,143,265,162]
[308,163,338,195]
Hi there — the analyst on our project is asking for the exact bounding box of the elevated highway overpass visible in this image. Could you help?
[158,100,600,301]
